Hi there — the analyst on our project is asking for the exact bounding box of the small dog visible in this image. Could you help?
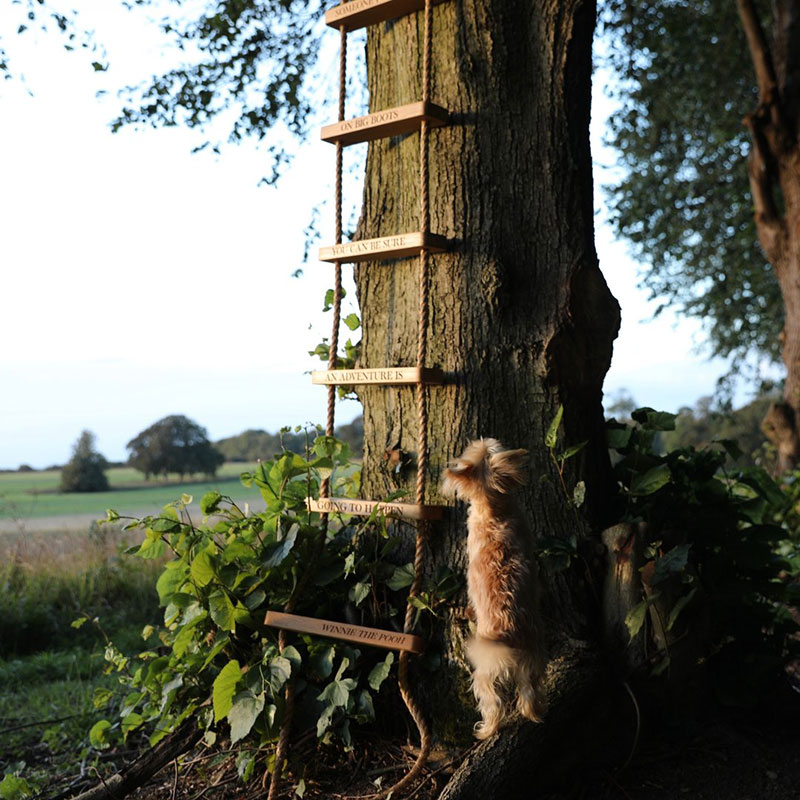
[441,438,547,738]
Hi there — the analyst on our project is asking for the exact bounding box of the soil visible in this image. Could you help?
[30,708,800,800]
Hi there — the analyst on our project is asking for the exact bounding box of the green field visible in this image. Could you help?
[0,463,262,522]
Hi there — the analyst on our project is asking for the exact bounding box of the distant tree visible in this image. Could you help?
[127,415,224,480]
[662,394,780,468]
[215,417,364,462]
[17,464,33,472]
[60,430,109,493]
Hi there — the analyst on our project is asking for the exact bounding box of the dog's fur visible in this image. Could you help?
[441,438,547,739]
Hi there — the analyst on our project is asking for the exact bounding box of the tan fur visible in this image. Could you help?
[442,438,547,738]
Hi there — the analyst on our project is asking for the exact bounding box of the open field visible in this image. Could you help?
[0,463,262,530]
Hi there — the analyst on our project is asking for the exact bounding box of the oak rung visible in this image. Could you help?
[325,0,448,31]
[265,610,425,653]
[311,367,444,386]
[321,101,448,146]
[307,496,444,521]
[319,231,449,263]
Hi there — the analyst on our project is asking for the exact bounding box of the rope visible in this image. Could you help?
[383,1,434,795]
[266,25,347,800]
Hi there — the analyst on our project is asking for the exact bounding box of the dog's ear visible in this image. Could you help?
[488,448,528,493]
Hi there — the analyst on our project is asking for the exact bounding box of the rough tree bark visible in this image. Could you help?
[737,0,800,471]
[352,0,623,791]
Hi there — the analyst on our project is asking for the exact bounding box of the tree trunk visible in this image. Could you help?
[351,0,621,783]
[739,0,800,470]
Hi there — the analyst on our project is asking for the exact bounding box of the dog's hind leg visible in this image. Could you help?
[472,665,505,739]
[514,653,546,723]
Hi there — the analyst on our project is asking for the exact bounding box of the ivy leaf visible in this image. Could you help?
[386,563,415,591]
[228,691,265,744]
[263,524,298,568]
[630,463,671,496]
[652,544,691,585]
[344,313,360,330]
[121,712,145,740]
[201,491,222,515]
[309,645,335,681]
[268,656,292,694]
[156,563,187,605]
[349,581,371,606]
[367,653,394,691]
[190,548,216,587]
[89,719,112,750]
[545,405,564,448]
[213,659,242,723]
[624,593,661,640]
[666,588,698,631]
[559,441,587,461]
[209,591,236,631]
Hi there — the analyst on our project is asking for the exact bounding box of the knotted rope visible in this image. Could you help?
[384,0,435,795]
[269,3,438,793]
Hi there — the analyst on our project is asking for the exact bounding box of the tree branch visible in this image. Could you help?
[737,0,779,103]
[743,113,786,263]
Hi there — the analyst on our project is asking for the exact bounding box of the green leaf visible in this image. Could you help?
[237,751,256,782]
[71,615,89,629]
[157,562,188,605]
[666,588,698,631]
[318,680,352,708]
[652,544,691,585]
[282,645,302,672]
[715,438,744,461]
[209,591,236,631]
[89,719,112,750]
[121,712,145,740]
[350,581,371,606]
[629,463,672,496]
[559,441,587,461]
[268,656,292,693]
[631,407,677,431]
[0,775,34,800]
[201,491,223,515]
[624,593,661,640]
[355,689,376,723]
[545,405,564,448]
[263,524,298,568]
[190,548,216,587]
[213,660,242,723]
[344,313,360,330]
[93,688,113,709]
[228,691,265,744]
[606,424,632,450]
[309,645,335,681]
[386,563,415,591]
[367,653,394,691]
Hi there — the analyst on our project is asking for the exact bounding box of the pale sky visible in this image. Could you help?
[0,2,743,469]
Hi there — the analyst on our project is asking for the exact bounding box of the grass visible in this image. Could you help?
[0,463,260,522]
[0,523,165,795]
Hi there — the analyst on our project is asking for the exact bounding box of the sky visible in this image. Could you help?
[0,2,746,469]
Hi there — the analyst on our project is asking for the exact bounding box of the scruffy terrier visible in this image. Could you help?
[441,438,547,739]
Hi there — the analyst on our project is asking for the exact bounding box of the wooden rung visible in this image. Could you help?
[307,496,445,521]
[321,101,448,146]
[319,231,449,263]
[325,0,448,31]
[311,366,444,386]
[266,610,425,653]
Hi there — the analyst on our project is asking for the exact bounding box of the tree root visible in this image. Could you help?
[438,642,633,800]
